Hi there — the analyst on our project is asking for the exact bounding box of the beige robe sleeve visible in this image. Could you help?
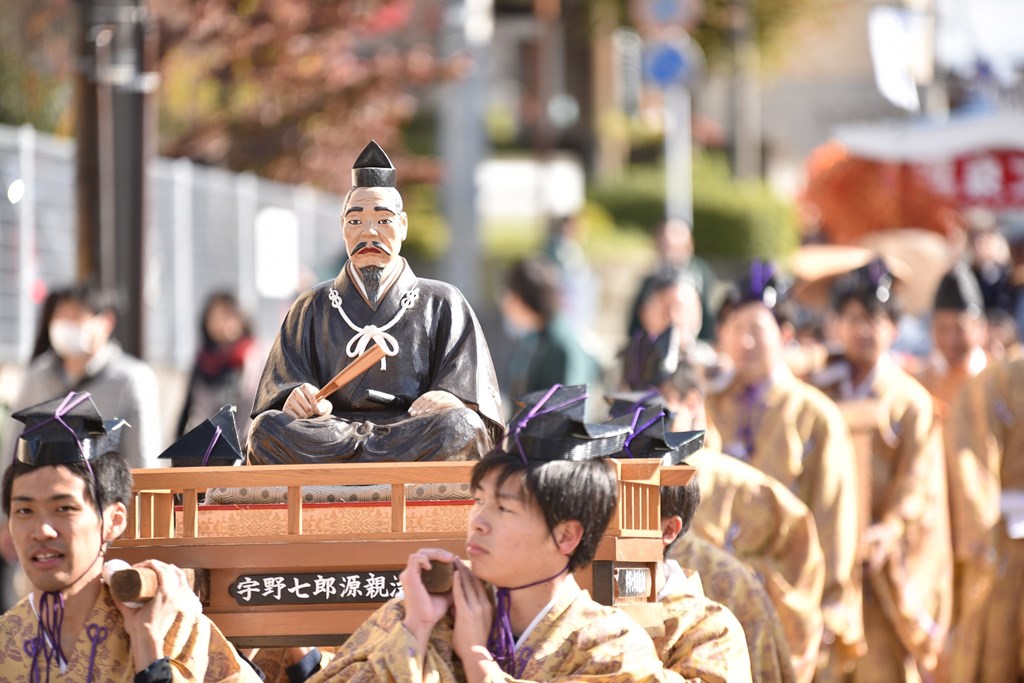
[689,450,825,683]
[657,590,753,683]
[799,395,863,656]
[863,371,953,673]
[672,535,797,683]
[307,596,680,683]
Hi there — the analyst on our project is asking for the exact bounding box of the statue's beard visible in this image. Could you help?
[359,266,384,303]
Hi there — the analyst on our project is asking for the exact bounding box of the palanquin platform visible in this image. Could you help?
[108,460,692,647]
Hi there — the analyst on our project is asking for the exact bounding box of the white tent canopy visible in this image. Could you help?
[833,111,1024,163]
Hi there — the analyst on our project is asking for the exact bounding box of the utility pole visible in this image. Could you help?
[74,0,159,357]
[728,0,761,179]
[437,0,492,307]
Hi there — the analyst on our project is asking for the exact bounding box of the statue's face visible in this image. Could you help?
[342,186,408,270]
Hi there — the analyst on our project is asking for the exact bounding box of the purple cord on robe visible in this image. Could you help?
[486,563,570,674]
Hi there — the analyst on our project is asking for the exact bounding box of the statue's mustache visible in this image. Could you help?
[354,241,391,255]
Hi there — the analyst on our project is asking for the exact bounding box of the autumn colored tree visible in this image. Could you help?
[2,0,468,192]
[154,0,472,192]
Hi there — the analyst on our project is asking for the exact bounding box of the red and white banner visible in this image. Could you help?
[833,112,1024,208]
[914,149,1024,208]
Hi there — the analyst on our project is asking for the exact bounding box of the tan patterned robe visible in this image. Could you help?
[704,366,864,657]
[0,584,258,682]
[656,562,752,683]
[672,534,797,683]
[817,360,953,679]
[688,449,825,683]
[306,578,677,682]
[945,357,1024,682]
[916,353,991,681]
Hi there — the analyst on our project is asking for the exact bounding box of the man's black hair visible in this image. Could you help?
[832,288,902,324]
[660,477,701,558]
[716,288,794,328]
[3,453,133,518]
[199,291,253,346]
[50,282,121,317]
[505,258,561,323]
[470,451,617,573]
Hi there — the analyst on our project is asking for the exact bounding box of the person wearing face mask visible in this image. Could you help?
[3,284,161,470]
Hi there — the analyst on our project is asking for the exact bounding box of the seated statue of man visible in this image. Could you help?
[248,141,504,465]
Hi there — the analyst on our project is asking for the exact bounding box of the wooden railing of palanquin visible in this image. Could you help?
[109,460,694,647]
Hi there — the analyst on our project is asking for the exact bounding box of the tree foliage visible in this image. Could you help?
[693,0,820,66]
[154,0,466,192]
[2,0,467,193]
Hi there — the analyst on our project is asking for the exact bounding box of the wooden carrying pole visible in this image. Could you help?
[110,567,196,603]
[315,345,388,402]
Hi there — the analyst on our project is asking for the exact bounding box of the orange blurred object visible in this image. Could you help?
[802,142,960,245]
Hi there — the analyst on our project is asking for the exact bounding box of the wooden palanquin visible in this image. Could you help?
[108,460,693,647]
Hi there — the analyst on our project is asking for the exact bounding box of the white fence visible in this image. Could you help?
[0,123,350,369]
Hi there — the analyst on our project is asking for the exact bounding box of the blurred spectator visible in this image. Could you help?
[621,271,716,391]
[966,209,1014,315]
[29,290,60,361]
[1,283,161,469]
[177,292,262,443]
[544,213,598,337]
[500,258,600,400]
[628,218,718,342]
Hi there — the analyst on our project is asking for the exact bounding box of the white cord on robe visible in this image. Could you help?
[328,288,419,370]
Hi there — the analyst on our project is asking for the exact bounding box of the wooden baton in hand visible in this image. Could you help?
[314,344,388,403]
[110,567,196,604]
[422,561,455,594]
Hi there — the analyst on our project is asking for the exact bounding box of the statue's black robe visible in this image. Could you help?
[248,260,504,464]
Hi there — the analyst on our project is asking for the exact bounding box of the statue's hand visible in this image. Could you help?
[283,383,332,419]
[409,390,464,417]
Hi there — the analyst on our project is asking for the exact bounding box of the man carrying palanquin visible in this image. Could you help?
[612,358,825,683]
[607,407,752,683]
[301,385,681,682]
[248,140,503,465]
[673,533,796,683]
[0,391,262,682]
[813,259,952,682]
[704,261,864,675]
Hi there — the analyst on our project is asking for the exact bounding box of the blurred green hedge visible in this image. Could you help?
[588,154,799,261]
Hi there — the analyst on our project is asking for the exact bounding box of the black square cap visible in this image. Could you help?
[831,257,897,308]
[604,389,666,419]
[739,260,789,308]
[718,260,791,321]
[608,405,705,465]
[12,392,126,467]
[158,404,242,466]
[504,384,632,463]
[351,140,397,188]
[934,261,984,315]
